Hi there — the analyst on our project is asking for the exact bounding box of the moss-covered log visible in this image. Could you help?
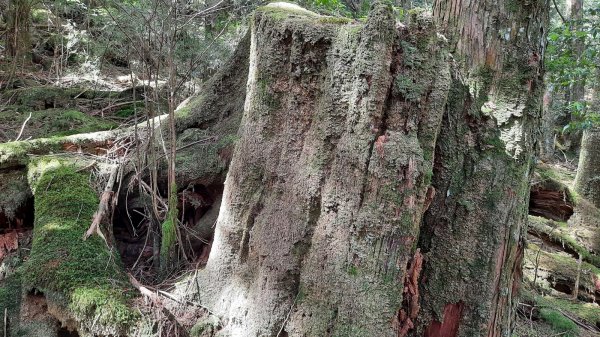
[19,158,138,336]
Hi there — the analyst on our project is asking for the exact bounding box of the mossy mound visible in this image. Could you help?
[535,162,576,189]
[1,86,123,111]
[1,87,82,111]
[519,288,600,337]
[20,159,138,336]
[0,108,117,142]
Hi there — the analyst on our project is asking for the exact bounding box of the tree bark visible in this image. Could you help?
[570,0,585,106]
[0,1,549,336]
[414,0,548,337]
[192,3,450,336]
[574,128,600,208]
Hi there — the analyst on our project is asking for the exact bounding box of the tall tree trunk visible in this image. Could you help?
[575,65,600,208]
[574,128,600,207]
[5,0,31,64]
[414,1,548,337]
[570,0,585,106]
[566,0,585,149]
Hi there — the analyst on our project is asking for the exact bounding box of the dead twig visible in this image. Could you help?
[14,112,32,142]
[83,165,118,244]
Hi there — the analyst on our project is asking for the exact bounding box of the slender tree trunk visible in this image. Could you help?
[570,0,585,106]
[574,128,600,207]
[414,1,548,337]
[5,0,32,64]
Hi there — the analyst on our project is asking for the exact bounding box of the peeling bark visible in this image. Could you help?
[190,3,450,336]
[415,0,549,336]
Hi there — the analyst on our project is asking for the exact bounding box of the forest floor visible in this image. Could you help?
[1,4,599,335]
[516,161,600,337]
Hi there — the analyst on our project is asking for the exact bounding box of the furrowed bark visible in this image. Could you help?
[192,3,450,336]
[414,1,549,336]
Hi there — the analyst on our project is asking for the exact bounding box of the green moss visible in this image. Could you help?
[535,163,574,185]
[483,135,505,152]
[0,272,23,327]
[115,103,144,118]
[347,265,358,276]
[47,109,117,136]
[318,16,352,24]
[0,108,117,140]
[537,295,600,326]
[160,183,179,273]
[0,139,66,169]
[3,87,80,110]
[525,242,600,293]
[423,169,433,185]
[190,315,220,336]
[458,199,475,212]
[539,308,578,337]
[176,105,192,118]
[528,216,600,268]
[21,159,138,334]
[31,8,53,24]
[394,74,425,101]
[484,188,503,210]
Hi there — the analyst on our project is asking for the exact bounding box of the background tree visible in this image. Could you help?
[5,0,33,63]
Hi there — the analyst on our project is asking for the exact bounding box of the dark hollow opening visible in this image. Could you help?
[550,281,572,295]
[57,327,80,337]
[0,196,34,233]
[112,182,223,273]
[529,184,574,221]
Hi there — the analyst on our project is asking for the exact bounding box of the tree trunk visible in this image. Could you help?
[570,0,585,106]
[414,0,548,337]
[5,0,31,63]
[574,128,600,208]
[193,3,450,336]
